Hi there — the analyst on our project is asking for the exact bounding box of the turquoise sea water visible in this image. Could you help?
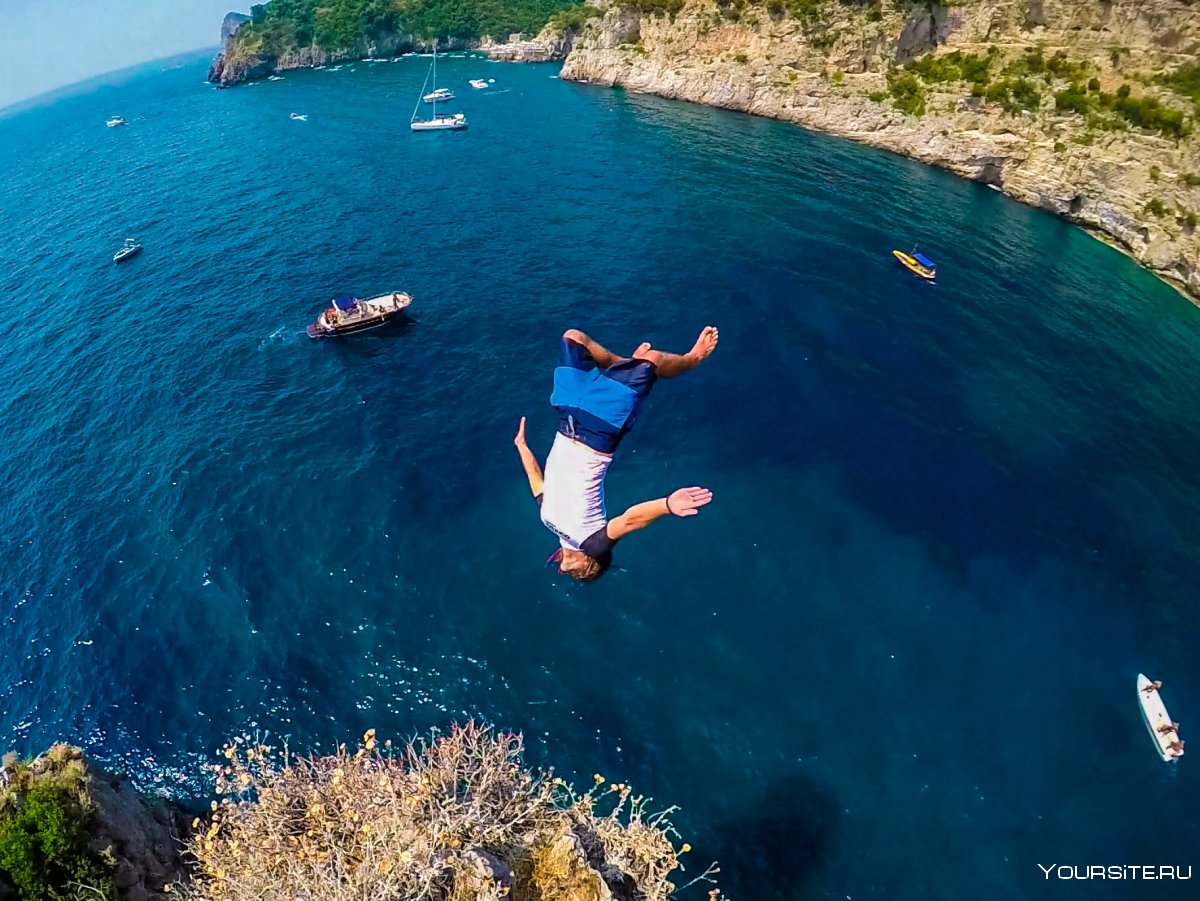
[2,50,1199,899]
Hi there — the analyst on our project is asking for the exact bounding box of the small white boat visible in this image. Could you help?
[423,87,455,103]
[289,113,308,121]
[113,237,142,263]
[1138,674,1184,763]
[106,116,126,128]
[469,79,488,90]
[268,75,284,82]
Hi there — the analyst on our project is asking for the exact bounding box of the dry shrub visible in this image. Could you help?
[180,722,720,901]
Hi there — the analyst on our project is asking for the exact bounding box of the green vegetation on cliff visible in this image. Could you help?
[1051,79,1190,139]
[885,43,1193,136]
[0,748,116,900]
[238,0,585,49]
[1162,64,1200,114]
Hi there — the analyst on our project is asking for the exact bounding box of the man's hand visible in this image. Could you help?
[667,486,713,517]
[514,416,528,448]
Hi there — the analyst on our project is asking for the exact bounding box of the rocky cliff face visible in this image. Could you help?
[561,0,1200,302]
[482,25,582,61]
[220,12,250,43]
[208,31,417,86]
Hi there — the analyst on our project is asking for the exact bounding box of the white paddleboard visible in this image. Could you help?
[1138,674,1182,763]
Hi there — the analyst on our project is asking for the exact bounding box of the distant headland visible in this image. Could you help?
[206,1,586,84]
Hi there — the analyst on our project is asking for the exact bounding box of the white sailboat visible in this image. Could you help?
[410,48,466,132]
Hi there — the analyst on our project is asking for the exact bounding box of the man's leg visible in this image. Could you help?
[562,329,627,369]
[630,325,719,378]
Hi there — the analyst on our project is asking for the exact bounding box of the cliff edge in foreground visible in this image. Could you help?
[0,725,716,900]
[560,0,1200,302]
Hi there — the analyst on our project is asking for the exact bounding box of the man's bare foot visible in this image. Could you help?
[688,326,719,363]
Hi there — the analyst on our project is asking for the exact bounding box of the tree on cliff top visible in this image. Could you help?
[180,722,721,901]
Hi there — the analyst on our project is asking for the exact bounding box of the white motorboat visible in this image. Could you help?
[469,79,488,90]
[106,116,126,128]
[290,113,308,121]
[1138,674,1184,763]
[411,51,466,131]
[113,237,142,263]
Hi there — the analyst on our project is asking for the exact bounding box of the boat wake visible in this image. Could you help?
[258,325,295,349]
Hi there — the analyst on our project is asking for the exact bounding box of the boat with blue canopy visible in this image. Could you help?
[307,292,412,338]
[893,248,937,280]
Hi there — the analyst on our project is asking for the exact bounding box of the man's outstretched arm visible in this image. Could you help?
[607,486,713,540]
[513,417,544,498]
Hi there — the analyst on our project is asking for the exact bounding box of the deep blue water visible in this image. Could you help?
[2,50,1199,899]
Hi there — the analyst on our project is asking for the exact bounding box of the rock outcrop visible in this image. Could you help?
[482,25,578,62]
[561,0,1200,303]
[220,12,250,43]
[208,31,416,86]
[0,745,190,901]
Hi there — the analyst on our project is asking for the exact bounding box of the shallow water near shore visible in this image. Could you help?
[2,51,1199,900]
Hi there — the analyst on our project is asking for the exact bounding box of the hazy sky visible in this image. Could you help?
[0,0,243,109]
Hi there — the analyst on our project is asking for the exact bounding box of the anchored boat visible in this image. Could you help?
[307,293,412,338]
[411,51,466,132]
[1138,674,1184,763]
[106,116,127,128]
[893,249,937,281]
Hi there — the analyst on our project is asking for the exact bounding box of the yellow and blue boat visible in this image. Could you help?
[892,248,937,281]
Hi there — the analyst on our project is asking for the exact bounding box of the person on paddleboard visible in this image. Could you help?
[513,326,719,581]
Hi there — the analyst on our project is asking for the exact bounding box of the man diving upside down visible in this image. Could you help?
[514,326,719,581]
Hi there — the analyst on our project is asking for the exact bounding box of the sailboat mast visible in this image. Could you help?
[431,41,437,117]
[411,49,430,123]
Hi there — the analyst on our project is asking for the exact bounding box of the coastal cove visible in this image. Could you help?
[3,51,1200,900]
[208,0,1200,305]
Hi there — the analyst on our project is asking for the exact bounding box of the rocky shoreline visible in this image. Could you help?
[553,0,1200,305]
